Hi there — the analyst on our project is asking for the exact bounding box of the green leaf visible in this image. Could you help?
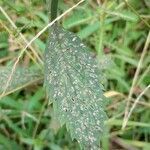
[45,25,107,149]
[63,9,93,29]
[0,67,42,95]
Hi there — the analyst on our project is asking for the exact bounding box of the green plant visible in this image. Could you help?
[1,0,149,149]
[44,25,107,149]
[0,0,108,149]
[44,0,107,149]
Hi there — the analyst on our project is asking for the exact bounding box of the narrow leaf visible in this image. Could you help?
[45,25,107,149]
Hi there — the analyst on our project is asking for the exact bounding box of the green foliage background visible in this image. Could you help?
[0,0,150,149]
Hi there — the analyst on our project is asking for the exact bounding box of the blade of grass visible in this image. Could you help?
[28,98,48,150]
[137,65,150,85]
[0,6,43,65]
[123,0,150,28]
[0,20,41,68]
[122,31,150,129]
[126,84,150,125]
[97,2,106,57]
[107,119,150,128]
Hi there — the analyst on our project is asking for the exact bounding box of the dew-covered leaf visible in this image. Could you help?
[0,67,42,95]
[45,25,107,149]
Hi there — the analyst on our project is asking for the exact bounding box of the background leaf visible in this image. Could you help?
[0,67,42,96]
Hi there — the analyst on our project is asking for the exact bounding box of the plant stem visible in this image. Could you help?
[97,3,106,57]
[122,31,150,129]
[98,14,105,57]
[51,0,58,21]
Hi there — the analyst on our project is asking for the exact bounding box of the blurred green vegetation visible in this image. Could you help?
[0,0,150,149]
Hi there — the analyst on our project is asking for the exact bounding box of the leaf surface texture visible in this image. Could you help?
[45,25,107,149]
